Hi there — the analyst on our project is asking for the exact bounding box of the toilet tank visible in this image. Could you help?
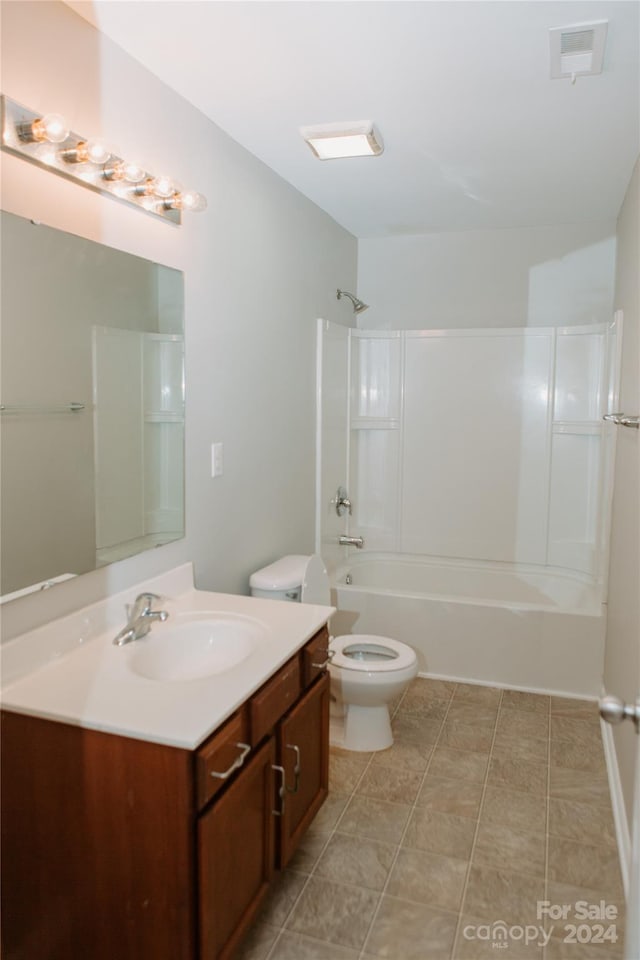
[249,555,308,602]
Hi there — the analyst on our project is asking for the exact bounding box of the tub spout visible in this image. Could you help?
[339,535,364,549]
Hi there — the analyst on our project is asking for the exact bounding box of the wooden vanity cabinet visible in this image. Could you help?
[1,625,330,960]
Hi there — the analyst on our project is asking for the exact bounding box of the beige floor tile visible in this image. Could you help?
[406,677,457,701]
[329,753,369,794]
[314,832,396,891]
[463,864,545,924]
[481,785,546,835]
[548,797,616,847]
[547,838,623,894]
[473,820,546,878]
[370,737,434,772]
[403,806,477,860]
[550,738,606,775]
[501,691,550,714]
[548,766,611,807]
[285,876,380,949]
[236,922,281,960]
[310,790,350,832]
[270,930,361,959]
[543,937,623,959]
[258,870,308,927]
[337,794,412,845]
[417,775,484,819]
[446,700,499,728]
[454,916,544,958]
[545,880,625,937]
[387,847,468,912]
[487,754,547,795]
[363,895,458,959]
[550,697,601,724]
[497,707,549,740]
[453,683,503,707]
[356,762,423,804]
[492,731,549,765]
[397,692,450,722]
[429,746,489,783]
[439,719,494,753]
[287,831,330,874]
[550,717,604,746]
[392,713,444,746]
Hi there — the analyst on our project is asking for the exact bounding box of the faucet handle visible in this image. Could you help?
[129,591,164,621]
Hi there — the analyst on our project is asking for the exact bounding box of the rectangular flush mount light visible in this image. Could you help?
[300,121,384,160]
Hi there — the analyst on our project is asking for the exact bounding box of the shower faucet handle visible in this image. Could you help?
[335,486,352,516]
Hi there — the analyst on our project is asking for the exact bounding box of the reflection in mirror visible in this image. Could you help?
[0,212,185,601]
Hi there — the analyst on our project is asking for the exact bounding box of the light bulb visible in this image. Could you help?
[151,175,177,199]
[60,138,113,165]
[103,160,147,184]
[32,113,69,144]
[172,190,207,213]
[85,139,112,164]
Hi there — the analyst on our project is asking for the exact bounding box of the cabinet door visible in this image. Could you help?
[198,738,276,960]
[277,672,330,868]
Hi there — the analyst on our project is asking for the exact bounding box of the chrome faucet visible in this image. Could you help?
[112,592,169,646]
[339,535,365,549]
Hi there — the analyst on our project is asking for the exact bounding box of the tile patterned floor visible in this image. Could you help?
[238,679,626,960]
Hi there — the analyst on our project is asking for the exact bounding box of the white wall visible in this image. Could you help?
[0,1,356,639]
[604,155,640,831]
[358,222,616,329]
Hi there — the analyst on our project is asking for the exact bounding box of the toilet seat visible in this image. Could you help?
[331,634,417,672]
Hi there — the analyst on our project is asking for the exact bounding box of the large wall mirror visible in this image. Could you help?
[1,212,185,601]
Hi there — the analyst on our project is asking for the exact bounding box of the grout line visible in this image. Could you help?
[449,687,503,960]
[357,682,456,960]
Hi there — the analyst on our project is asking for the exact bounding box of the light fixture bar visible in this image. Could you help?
[1,96,207,224]
[300,121,384,160]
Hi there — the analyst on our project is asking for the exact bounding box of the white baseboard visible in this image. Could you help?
[601,717,631,896]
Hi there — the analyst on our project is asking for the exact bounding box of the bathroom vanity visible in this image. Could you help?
[1,565,334,960]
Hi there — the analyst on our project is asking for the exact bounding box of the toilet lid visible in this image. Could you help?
[331,634,417,672]
[300,554,331,605]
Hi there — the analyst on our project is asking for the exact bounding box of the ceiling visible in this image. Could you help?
[67,1,639,238]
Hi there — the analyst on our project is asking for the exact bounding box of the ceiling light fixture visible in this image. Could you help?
[300,121,384,160]
[1,96,207,224]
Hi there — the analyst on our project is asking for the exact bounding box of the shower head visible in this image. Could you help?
[337,289,369,314]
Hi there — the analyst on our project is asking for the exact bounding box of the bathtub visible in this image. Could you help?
[330,553,605,698]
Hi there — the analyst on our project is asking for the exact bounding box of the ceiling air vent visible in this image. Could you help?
[549,20,608,80]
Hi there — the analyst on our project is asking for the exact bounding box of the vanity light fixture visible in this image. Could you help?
[300,121,384,160]
[1,95,207,224]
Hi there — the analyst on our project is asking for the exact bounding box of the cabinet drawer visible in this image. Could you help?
[250,657,300,745]
[301,626,331,689]
[196,708,250,809]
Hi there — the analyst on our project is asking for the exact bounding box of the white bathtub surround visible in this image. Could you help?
[331,553,605,698]
[347,322,620,584]
[0,563,334,748]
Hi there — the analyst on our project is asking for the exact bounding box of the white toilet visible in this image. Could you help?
[249,554,418,752]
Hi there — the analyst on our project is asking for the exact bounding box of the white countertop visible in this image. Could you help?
[0,564,334,749]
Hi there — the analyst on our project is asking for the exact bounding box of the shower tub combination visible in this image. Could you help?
[330,553,605,698]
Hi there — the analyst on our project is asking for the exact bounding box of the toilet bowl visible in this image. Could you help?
[249,555,418,751]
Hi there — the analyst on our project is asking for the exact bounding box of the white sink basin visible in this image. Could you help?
[127,614,266,682]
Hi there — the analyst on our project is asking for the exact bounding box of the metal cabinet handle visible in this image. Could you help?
[600,695,640,733]
[285,744,301,794]
[210,742,251,780]
[311,649,335,670]
[272,764,286,816]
